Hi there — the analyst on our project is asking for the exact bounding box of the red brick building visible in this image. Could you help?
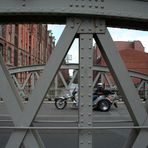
[94,41,148,85]
[0,24,69,88]
[0,24,55,67]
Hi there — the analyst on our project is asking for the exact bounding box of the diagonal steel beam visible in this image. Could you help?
[94,28,148,147]
[22,73,32,89]
[94,29,147,125]
[12,75,26,96]
[103,73,113,88]
[93,72,101,88]
[58,71,68,88]
[5,18,81,148]
[0,55,45,148]
[68,70,78,88]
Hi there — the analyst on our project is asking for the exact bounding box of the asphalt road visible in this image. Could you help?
[0,102,133,148]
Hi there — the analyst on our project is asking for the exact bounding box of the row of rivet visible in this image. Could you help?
[80,35,92,129]
[69,4,104,9]
[79,35,92,146]
[70,0,104,9]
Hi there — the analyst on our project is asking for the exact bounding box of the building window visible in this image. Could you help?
[0,43,3,55]
[7,47,11,63]
[20,52,23,66]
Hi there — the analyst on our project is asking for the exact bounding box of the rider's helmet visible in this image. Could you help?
[97,83,105,91]
[97,83,103,87]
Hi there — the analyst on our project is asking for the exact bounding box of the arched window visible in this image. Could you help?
[20,52,23,66]
[7,47,11,63]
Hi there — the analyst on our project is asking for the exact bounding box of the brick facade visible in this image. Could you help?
[94,41,148,85]
[0,24,55,67]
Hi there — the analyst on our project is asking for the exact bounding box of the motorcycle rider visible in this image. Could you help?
[93,83,105,101]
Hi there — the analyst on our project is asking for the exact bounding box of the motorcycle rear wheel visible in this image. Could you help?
[55,99,67,109]
[97,99,111,112]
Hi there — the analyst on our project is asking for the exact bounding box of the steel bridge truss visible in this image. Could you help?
[0,17,148,148]
[0,0,148,147]
[8,64,148,100]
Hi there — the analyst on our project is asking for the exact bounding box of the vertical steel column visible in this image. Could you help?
[79,34,93,148]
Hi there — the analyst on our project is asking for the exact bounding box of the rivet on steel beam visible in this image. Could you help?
[89,75,92,78]
[81,104,84,107]
[76,4,79,7]
[81,66,84,69]
[76,21,80,24]
[22,3,26,7]
[81,4,85,7]
[81,75,84,78]
[81,85,84,88]
[69,4,73,7]
[88,141,91,144]
[81,38,84,40]
[89,103,92,107]
[89,4,92,8]
[81,56,84,59]
[80,141,84,144]
[89,102,92,106]
[101,6,104,9]
[95,5,98,8]
[88,122,92,126]
[81,113,84,116]
[89,56,92,59]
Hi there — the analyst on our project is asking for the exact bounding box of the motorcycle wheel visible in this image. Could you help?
[55,99,67,109]
[97,99,111,112]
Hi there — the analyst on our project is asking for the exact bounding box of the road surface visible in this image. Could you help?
[0,102,133,148]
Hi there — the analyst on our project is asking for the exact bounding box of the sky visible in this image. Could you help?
[48,25,148,63]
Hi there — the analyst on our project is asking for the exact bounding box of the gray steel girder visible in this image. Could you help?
[0,0,147,20]
[0,0,148,30]
[9,64,148,97]
[9,64,148,81]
